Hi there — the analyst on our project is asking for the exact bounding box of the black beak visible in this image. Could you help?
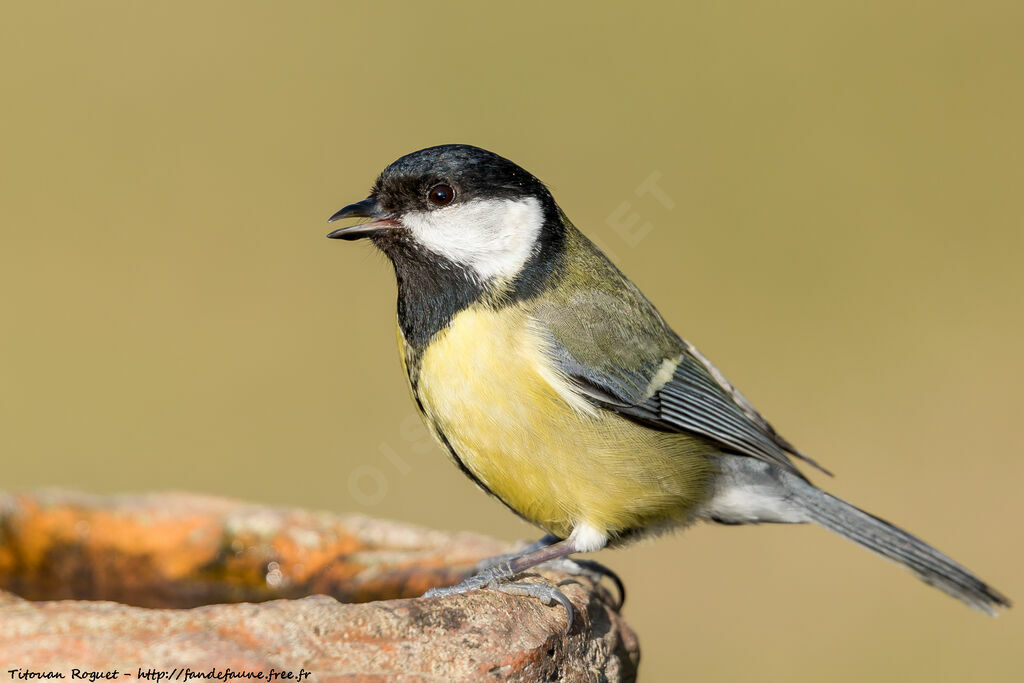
[326,196,401,240]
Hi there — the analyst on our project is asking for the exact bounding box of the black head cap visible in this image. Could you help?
[371,144,556,217]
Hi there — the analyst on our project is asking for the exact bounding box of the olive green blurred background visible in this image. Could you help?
[2,2,1021,680]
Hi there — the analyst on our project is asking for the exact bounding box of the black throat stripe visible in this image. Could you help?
[375,205,566,379]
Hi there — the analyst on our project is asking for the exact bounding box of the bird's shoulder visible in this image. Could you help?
[526,226,683,401]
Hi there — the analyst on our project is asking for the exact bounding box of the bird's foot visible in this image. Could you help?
[470,538,622,608]
[423,560,516,597]
[491,581,575,632]
[423,561,576,632]
[544,557,626,610]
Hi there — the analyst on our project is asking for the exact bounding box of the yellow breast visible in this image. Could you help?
[407,304,715,539]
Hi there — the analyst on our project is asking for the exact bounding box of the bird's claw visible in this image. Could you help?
[553,557,626,610]
[493,581,575,632]
[422,567,576,633]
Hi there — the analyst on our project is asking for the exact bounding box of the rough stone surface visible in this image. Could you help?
[0,491,639,681]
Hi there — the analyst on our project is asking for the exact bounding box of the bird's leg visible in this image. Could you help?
[471,535,625,607]
[472,534,560,571]
[424,540,578,626]
[423,535,591,630]
[425,537,579,594]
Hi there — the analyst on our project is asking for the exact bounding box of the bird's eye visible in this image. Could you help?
[427,184,455,207]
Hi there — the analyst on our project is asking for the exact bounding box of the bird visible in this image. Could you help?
[326,143,1009,625]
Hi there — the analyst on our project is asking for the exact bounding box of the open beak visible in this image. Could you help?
[326,196,401,240]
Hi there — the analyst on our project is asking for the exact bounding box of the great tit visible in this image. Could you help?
[327,144,1009,622]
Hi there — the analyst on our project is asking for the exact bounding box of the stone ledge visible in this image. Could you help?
[0,491,639,681]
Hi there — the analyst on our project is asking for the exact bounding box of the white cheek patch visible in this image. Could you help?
[401,197,544,281]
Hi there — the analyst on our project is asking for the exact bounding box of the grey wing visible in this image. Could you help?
[676,340,829,474]
[532,295,830,479]
[632,347,832,478]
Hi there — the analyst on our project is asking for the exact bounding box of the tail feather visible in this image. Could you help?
[786,473,1011,615]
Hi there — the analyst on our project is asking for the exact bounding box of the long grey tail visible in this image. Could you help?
[784,472,1011,615]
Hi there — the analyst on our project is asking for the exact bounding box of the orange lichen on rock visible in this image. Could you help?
[0,491,505,606]
[0,491,639,681]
